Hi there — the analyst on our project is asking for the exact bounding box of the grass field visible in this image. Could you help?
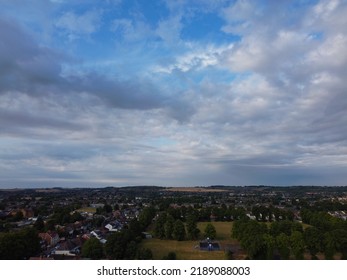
[141,221,240,260]
[141,239,227,260]
[197,221,233,240]
[141,221,327,260]
[75,207,97,214]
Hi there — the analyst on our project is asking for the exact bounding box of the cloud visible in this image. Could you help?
[111,18,154,42]
[153,44,233,73]
[156,14,183,44]
[55,9,102,39]
[0,17,194,119]
[141,0,347,186]
[0,18,66,94]
[1,0,347,187]
[0,107,86,137]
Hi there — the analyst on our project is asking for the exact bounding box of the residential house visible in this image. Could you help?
[39,231,60,247]
[21,208,34,218]
[105,220,122,232]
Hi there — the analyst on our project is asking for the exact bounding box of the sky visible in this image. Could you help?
[0,0,347,188]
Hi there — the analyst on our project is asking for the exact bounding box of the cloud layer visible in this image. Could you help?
[1,0,347,187]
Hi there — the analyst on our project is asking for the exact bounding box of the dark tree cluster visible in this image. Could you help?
[49,206,84,227]
[153,209,222,243]
[233,212,347,260]
[0,228,40,259]
[301,209,347,259]
[232,219,306,259]
[154,211,188,241]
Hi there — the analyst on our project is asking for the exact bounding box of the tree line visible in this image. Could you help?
[0,228,41,259]
[232,211,347,259]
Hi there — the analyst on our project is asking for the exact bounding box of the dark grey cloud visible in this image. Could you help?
[0,17,193,120]
[70,73,165,110]
[218,163,347,186]
[0,18,68,93]
[0,108,86,135]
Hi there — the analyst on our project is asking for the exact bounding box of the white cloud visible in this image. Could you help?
[55,9,102,39]
[306,34,347,69]
[153,44,233,73]
[111,18,154,42]
[155,15,183,44]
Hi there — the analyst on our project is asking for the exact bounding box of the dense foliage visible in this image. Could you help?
[232,213,347,259]
[0,228,40,259]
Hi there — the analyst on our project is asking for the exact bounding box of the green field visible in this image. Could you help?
[197,222,234,240]
[75,207,97,214]
[141,221,242,260]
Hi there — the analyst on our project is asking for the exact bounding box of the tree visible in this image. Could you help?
[303,226,323,257]
[290,231,305,260]
[204,223,217,240]
[286,210,294,221]
[331,229,347,259]
[167,251,177,259]
[270,220,292,237]
[81,237,104,259]
[105,229,135,259]
[167,207,182,220]
[323,229,347,259]
[34,216,45,232]
[21,228,41,259]
[103,204,113,213]
[154,212,167,239]
[162,251,176,260]
[128,219,142,238]
[225,249,234,260]
[137,248,153,260]
[232,219,249,240]
[323,232,335,259]
[263,234,275,260]
[164,214,175,239]
[291,222,303,233]
[233,220,267,259]
[230,207,247,220]
[0,228,40,259]
[186,213,200,240]
[276,233,290,260]
[124,240,138,259]
[138,207,155,230]
[211,206,224,221]
[44,219,56,231]
[70,211,84,223]
[173,219,186,241]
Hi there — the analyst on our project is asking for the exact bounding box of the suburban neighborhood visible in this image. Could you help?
[1,185,347,260]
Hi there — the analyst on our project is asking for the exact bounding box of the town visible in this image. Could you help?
[0,185,347,260]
